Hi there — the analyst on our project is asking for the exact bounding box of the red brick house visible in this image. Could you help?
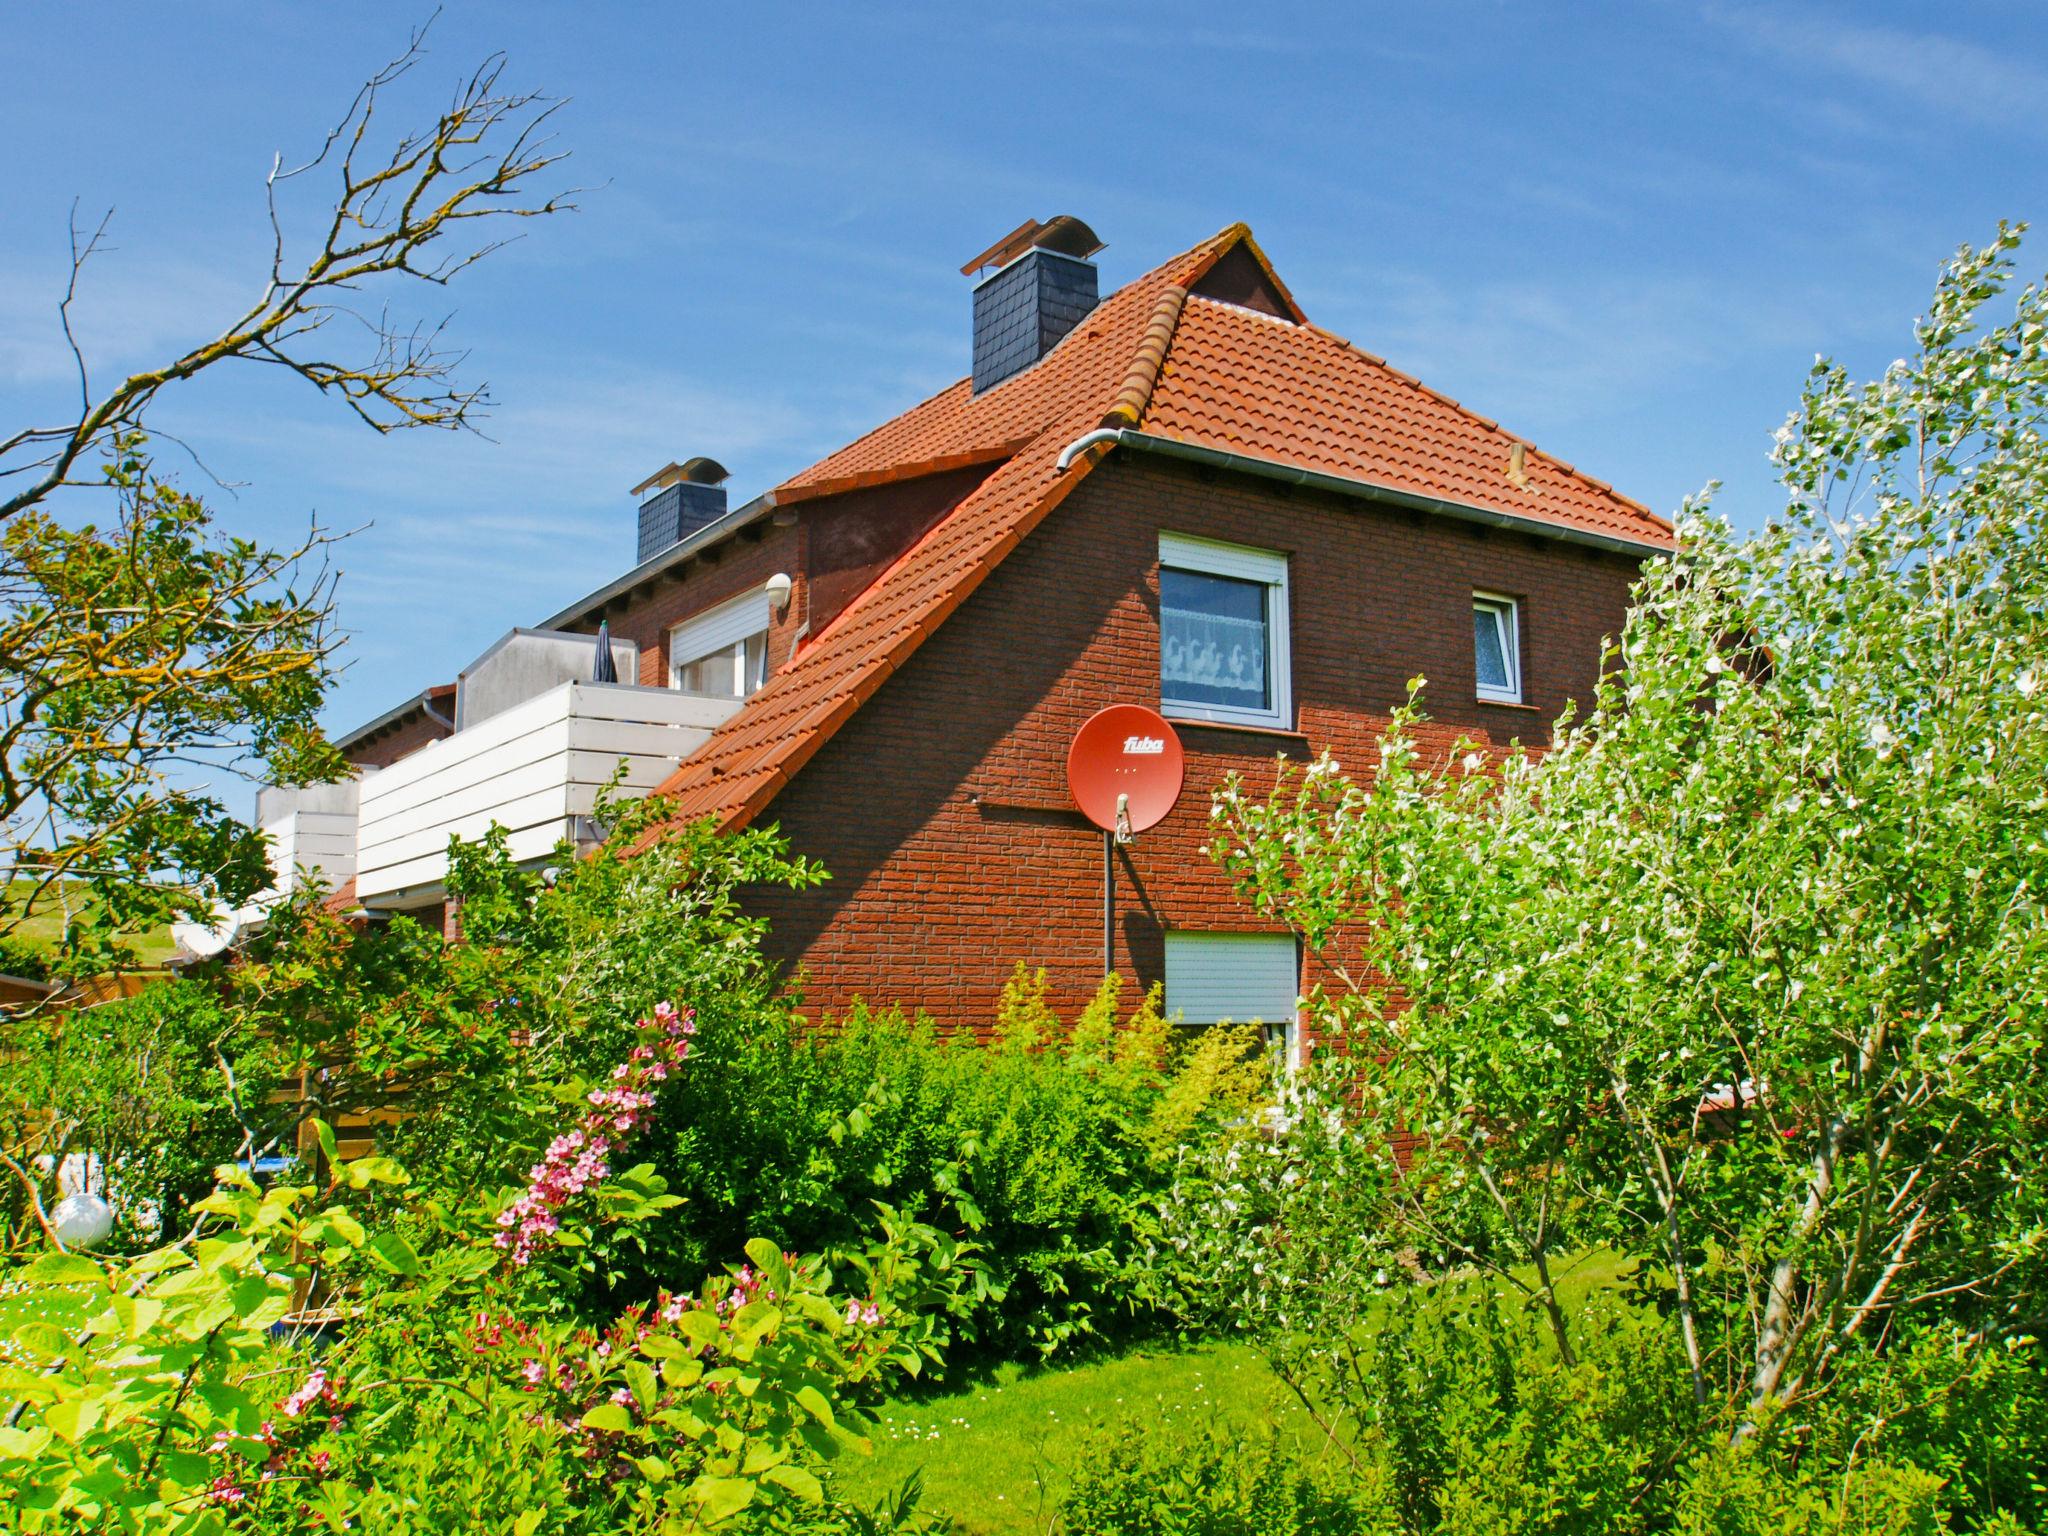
[275,219,1671,1048]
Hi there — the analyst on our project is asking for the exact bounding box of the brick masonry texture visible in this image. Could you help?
[747,452,1643,1033]
[345,710,449,770]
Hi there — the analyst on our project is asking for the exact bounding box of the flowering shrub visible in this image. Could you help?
[0,1142,949,1533]
[0,1146,409,1531]
[1187,226,2048,1525]
[0,974,959,1534]
[606,968,1270,1365]
[496,1001,695,1266]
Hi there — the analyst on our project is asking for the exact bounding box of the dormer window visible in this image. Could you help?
[668,588,772,698]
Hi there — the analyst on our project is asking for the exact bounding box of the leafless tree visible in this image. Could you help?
[0,15,579,522]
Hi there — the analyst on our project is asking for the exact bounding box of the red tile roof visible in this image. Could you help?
[645,224,1672,835]
[1147,300,1662,546]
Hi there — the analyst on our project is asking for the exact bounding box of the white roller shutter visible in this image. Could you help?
[668,587,771,671]
[1164,931,1298,1027]
[667,585,770,675]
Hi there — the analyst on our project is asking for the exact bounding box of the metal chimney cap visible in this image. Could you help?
[631,456,732,499]
[960,216,1105,276]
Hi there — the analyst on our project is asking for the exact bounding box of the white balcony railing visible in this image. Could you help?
[353,681,741,907]
[255,780,361,898]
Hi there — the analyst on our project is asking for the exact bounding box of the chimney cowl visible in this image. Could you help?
[631,456,730,499]
[967,216,1103,394]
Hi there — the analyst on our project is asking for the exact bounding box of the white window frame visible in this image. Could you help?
[667,587,773,696]
[1163,930,1302,1070]
[1473,591,1523,704]
[1157,532,1292,729]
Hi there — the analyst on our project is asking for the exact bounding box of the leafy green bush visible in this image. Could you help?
[0,979,285,1253]
[1062,1419,1389,1536]
[588,965,1269,1363]
[1064,1280,2048,1534]
[1202,225,2048,1461]
[0,1005,950,1533]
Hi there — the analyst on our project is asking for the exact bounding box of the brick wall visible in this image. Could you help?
[752,453,1645,1033]
[345,709,450,770]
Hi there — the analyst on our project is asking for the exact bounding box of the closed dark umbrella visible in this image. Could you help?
[591,619,618,683]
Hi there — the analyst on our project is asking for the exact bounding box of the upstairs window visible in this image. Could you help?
[1473,593,1522,704]
[668,588,772,698]
[1158,532,1291,729]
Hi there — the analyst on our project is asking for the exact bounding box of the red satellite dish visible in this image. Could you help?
[1067,705,1185,836]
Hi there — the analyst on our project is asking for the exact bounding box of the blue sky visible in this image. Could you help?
[3,1,2044,781]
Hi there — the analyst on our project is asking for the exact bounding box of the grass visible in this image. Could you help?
[834,1338,1311,1534]
[2,878,180,973]
[834,1251,1638,1532]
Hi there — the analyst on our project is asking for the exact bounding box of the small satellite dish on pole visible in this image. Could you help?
[1067,706,1184,976]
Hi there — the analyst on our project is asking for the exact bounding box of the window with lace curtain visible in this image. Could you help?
[1473,592,1522,704]
[1158,532,1291,729]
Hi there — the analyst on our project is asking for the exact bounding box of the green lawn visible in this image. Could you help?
[3,878,180,973]
[835,1338,1310,1534]
[834,1253,1637,1533]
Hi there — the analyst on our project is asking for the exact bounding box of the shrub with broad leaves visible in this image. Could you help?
[0,1003,945,1534]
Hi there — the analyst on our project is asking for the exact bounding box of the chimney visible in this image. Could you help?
[631,457,730,563]
[964,217,1105,394]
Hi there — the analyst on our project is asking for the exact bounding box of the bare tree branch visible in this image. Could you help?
[0,18,578,521]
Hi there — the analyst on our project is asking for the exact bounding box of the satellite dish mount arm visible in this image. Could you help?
[1105,793,1133,978]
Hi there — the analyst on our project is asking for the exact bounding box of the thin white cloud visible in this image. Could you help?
[1704,4,2048,132]
[1315,263,1844,430]
[0,249,257,388]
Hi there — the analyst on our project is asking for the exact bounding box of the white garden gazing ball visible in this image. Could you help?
[51,1192,114,1249]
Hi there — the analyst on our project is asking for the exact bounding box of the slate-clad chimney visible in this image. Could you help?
[964,217,1106,394]
[631,457,730,564]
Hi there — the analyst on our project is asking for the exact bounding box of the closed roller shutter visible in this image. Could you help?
[668,587,771,670]
[1164,931,1298,1031]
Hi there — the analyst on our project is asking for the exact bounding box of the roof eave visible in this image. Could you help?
[1077,430,1674,559]
[539,493,776,632]
[333,683,455,753]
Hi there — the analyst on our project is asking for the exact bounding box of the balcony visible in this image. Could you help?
[256,780,361,897]
[353,680,742,907]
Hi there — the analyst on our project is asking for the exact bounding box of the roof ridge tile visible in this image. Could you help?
[1101,285,1188,428]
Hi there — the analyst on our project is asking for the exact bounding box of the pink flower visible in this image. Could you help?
[495,1004,694,1267]
[279,1369,328,1418]
[207,1476,248,1506]
[844,1299,884,1327]
[311,1450,331,1475]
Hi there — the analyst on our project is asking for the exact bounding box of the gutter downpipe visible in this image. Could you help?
[1054,427,1668,560]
